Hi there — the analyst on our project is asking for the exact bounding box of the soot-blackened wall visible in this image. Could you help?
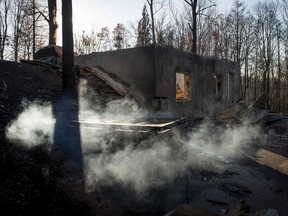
[75,45,240,119]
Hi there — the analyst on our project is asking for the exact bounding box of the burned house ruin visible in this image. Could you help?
[75,45,241,119]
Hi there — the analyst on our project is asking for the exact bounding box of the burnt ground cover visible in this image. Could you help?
[1,60,288,215]
[0,60,123,216]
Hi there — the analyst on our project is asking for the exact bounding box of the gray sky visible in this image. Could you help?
[57,0,256,43]
[71,0,256,31]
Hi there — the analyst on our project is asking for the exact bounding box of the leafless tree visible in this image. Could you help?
[282,0,288,112]
[227,0,247,63]
[30,0,49,53]
[21,2,34,60]
[226,0,257,98]
[0,0,10,59]
[97,26,111,51]
[147,0,166,45]
[74,28,101,54]
[241,13,257,99]
[47,0,57,45]
[11,0,26,61]
[254,0,279,108]
[147,0,156,44]
[184,0,216,53]
[165,6,192,51]
[32,0,57,45]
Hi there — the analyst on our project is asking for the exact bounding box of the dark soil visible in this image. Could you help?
[0,60,123,216]
[1,60,288,216]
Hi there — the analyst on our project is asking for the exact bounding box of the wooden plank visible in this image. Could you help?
[89,66,129,96]
[255,149,288,175]
[75,118,186,134]
[214,93,268,122]
[214,101,247,120]
[214,105,237,120]
[77,118,185,128]
[249,92,269,110]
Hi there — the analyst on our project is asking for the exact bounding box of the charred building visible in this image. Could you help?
[75,45,241,119]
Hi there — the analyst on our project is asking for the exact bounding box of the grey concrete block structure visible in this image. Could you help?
[75,45,241,120]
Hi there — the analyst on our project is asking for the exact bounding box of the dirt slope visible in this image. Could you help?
[0,60,123,216]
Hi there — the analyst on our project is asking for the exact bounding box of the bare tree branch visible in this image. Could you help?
[35,7,49,23]
[198,4,216,13]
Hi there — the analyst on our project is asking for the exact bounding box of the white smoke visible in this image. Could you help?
[85,137,187,194]
[84,121,260,194]
[5,79,261,194]
[78,79,148,121]
[6,100,55,147]
[184,122,260,170]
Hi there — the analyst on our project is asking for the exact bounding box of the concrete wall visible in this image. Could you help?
[75,46,157,105]
[75,45,241,119]
[153,47,241,118]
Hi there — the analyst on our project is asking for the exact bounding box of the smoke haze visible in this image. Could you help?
[5,79,261,194]
[6,100,55,148]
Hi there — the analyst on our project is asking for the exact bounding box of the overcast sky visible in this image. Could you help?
[57,0,256,43]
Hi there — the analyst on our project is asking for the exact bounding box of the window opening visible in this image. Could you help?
[176,72,191,101]
[213,74,222,95]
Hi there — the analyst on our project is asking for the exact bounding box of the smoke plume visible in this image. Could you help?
[6,100,55,147]
[5,79,261,194]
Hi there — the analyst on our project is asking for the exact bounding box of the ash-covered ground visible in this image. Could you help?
[1,60,288,216]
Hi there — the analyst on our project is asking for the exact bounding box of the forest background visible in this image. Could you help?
[1,0,288,113]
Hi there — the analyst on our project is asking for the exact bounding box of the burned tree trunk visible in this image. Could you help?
[185,0,197,53]
[32,0,36,58]
[48,0,58,45]
[52,0,83,187]
[147,0,156,45]
[62,0,75,95]
[191,0,197,53]
[185,0,215,54]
